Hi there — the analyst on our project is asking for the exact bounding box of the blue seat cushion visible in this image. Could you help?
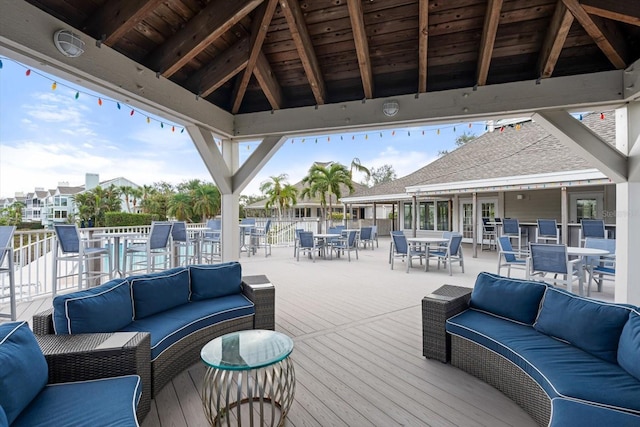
[12,375,141,427]
[120,293,254,360]
[189,262,242,301]
[0,322,48,425]
[470,272,547,325]
[618,310,640,381]
[129,267,190,319]
[0,405,7,427]
[550,398,640,427]
[447,309,640,414]
[53,279,133,334]
[533,287,633,363]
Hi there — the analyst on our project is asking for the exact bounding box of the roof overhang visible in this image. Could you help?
[341,193,413,203]
[406,169,611,196]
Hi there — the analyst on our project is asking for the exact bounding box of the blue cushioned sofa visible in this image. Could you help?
[422,272,640,427]
[33,262,275,420]
[1,321,142,427]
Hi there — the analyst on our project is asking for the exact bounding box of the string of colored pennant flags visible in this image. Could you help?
[1,56,607,151]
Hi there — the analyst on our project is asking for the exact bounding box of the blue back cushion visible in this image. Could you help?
[534,288,632,363]
[470,272,547,325]
[189,262,242,301]
[618,310,640,380]
[53,279,133,334]
[0,322,48,424]
[130,267,190,319]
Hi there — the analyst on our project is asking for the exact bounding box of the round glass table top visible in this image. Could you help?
[201,330,294,371]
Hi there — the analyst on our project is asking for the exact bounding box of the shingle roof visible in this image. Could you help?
[348,111,614,199]
[57,186,84,195]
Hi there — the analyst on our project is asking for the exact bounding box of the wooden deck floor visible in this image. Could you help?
[8,239,613,426]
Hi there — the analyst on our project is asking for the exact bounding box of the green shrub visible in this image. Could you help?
[105,212,154,227]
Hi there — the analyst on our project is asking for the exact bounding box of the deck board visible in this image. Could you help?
[3,241,562,427]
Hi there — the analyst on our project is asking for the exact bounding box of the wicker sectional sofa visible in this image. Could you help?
[33,262,275,422]
[422,272,640,427]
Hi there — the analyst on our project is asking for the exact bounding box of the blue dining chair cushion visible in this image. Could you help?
[618,310,640,381]
[534,288,632,363]
[53,279,133,334]
[470,272,547,325]
[189,262,242,301]
[0,322,48,425]
[130,267,190,319]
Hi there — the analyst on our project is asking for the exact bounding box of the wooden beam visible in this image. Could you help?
[279,0,327,105]
[581,0,640,27]
[231,0,279,113]
[562,0,627,69]
[347,0,374,99]
[147,0,262,78]
[477,0,503,86]
[533,110,627,183]
[254,51,283,110]
[83,0,163,45]
[418,0,429,93]
[186,126,232,194]
[185,37,251,98]
[538,0,574,79]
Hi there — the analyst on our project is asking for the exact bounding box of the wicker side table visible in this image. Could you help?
[36,332,151,421]
[422,285,472,362]
[242,275,276,330]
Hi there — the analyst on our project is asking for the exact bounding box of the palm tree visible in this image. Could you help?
[192,183,221,221]
[118,185,135,212]
[168,193,193,221]
[349,157,371,181]
[301,162,354,227]
[259,174,298,220]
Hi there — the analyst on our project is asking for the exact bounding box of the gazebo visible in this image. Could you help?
[1,0,639,304]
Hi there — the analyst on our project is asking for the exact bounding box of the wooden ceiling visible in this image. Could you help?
[25,0,640,115]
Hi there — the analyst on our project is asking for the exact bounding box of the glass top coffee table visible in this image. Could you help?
[201,330,295,426]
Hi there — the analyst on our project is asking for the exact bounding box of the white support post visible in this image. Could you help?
[412,196,417,238]
[221,139,240,262]
[472,192,478,258]
[561,187,568,245]
[616,103,640,304]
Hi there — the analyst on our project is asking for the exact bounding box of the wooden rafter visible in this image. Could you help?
[347,0,373,99]
[477,0,503,86]
[418,0,429,93]
[254,51,283,110]
[538,0,574,79]
[147,0,262,78]
[185,37,251,98]
[581,0,640,27]
[279,0,326,105]
[562,0,627,69]
[231,0,279,113]
[83,0,164,45]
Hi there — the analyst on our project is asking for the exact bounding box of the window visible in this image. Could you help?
[404,204,412,229]
[419,202,435,230]
[437,201,450,231]
[577,199,597,221]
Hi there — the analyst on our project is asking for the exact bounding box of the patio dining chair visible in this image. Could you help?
[497,236,528,277]
[250,219,272,257]
[359,226,374,250]
[536,219,560,244]
[371,225,379,248]
[481,218,497,251]
[579,219,606,247]
[330,230,359,261]
[0,226,17,321]
[502,219,527,255]
[296,231,322,262]
[171,221,198,266]
[527,243,582,294]
[124,221,173,275]
[53,224,112,296]
[292,228,304,257]
[584,238,616,297]
[427,234,464,276]
[390,231,425,273]
[201,219,221,263]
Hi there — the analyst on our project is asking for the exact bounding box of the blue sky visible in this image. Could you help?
[0,56,487,199]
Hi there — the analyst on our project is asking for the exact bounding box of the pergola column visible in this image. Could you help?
[615,103,640,304]
[220,139,240,261]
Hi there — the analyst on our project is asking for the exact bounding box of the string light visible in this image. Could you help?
[51,82,57,90]
[98,98,103,106]
[75,92,79,99]
[600,112,605,120]
[147,117,151,124]
[25,69,31,76]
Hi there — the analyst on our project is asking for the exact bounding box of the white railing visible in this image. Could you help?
[0,219,321,304]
